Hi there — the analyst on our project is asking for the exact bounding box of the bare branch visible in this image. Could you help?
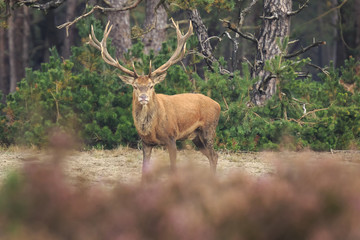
[307,63,330,76]
[131,17,157,39]
[260,13,278,20]
[223,31,238,49]
[200,31,239,72]
[222,31,238,70]
[284,41,326,59]
[304,0,348,25]
[288,39,299,45]
[238,0,258,28]
[243,57,254,69]
[264,74,277,84]
[57,0,142,35]
[339,79,357,94]
[187,49,232,76]
[287,0,310,16]
[187,9,232,76]
[288,107,329,125]
[299,107,329,121]
[296,72,311,78]
[19,0,65,11]
[221,19,258,44]
[203,36,222,44]
[252,112,270,124]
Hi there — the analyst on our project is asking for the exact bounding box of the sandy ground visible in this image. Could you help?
[0,147,359,187]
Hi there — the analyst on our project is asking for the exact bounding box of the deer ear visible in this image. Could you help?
[152,73,167,84]
[118,74,134,85]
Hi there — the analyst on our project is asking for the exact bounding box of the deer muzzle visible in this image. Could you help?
[138,94,149,105]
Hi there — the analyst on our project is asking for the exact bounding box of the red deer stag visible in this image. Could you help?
[89,19,220,177]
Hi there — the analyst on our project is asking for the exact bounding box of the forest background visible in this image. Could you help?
[2,2,360,239]
[0,0,359,151]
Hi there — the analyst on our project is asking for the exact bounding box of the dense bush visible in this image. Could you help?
[1,146,360,239]
[199,54,360,151]
[4,47,137,149]
[0,19,359,150]
[1,17,195,149]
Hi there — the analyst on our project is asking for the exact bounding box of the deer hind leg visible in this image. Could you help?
[193,130,218,173]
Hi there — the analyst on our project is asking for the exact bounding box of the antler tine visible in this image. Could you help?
[132,62,139,77]
[88,21,136,78]
[88,25,101,51]
[150,18,193,77]
[101,21,112,50]
[99,23,116,66]
[148,60,152,77]
[172,18,193,44]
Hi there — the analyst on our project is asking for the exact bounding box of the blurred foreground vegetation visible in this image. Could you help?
[0,138,360,239]
[0,18,359,151]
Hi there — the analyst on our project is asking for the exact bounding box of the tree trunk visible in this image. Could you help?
[22,7,30,73]
[250,0,292,106]
[107,0,132,58]
[187,9,231,75]
[316,2,326,67]
[62,0,77,59]
[331,0,339,67]
[356,0,360,51]
[8,12,17,93]
[335,0,358,67]
[0,25,6,96]
[143,0,167,53]
[187,9,214,69]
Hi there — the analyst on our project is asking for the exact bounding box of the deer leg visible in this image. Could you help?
[167,140,177,172]
[142,142,153,177]
[195,131,218,173]
[207,146,218,173]
[193,136,206,152]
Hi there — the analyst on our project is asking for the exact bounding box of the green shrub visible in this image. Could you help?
[5,47,137,148]
[203,53,360,151]
[1,18,359,150]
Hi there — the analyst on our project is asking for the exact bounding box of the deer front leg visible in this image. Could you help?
[142,142,153,178]
[167,140,177,172]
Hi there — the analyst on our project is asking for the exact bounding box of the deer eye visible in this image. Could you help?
[133,86,138,90]
[149,85,154,89]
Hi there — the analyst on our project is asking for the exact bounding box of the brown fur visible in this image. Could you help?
[128,76,221,177]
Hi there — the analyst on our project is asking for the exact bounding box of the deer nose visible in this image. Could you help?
[138,94,149,104]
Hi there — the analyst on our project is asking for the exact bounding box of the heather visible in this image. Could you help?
[1,138,360,239]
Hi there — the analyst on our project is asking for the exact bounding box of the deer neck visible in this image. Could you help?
[132,92,158,136]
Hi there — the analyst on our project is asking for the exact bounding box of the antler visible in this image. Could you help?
[150,18,193,77]
[88,21,138,78]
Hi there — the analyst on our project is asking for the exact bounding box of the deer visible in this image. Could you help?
[88,19,221,178]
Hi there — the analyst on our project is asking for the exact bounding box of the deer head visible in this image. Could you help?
[88,19,193,106]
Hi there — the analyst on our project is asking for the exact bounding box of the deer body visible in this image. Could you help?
[133,93,220,144]
[89,19,220,177]
[130,78,220,174]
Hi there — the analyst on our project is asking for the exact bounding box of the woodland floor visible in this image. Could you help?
[0,147,360,187]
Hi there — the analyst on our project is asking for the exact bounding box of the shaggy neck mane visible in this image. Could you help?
[133,95,158,136]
